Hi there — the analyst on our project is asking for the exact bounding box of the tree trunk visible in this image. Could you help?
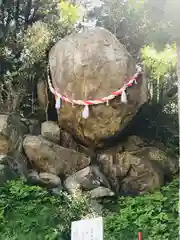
[176,41,180,148]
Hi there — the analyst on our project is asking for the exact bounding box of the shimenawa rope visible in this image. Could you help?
[47,64,142,119]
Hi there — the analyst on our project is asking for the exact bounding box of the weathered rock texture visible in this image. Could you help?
[23,135,90,176]
[0,114,29,178]
[98,136,178,195]
[41,121,60,144]
[90,187,115,199]
[48,27,148,147]
[64,165,110,192]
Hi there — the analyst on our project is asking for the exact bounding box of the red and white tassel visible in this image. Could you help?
[121,89,128,103]
[82,105,89,119]
[55,96,61,109]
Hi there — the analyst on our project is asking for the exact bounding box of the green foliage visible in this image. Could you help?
[0,180,95,240]
[21,1,80,67]
[98,0,179,56]
[0,178,178,240]
[128,44,179,155]
[98,0,150,57]
[0,0,80,114]
[104,178,179,240]
[22,21,52,66]
[19,1,80,67]
[142,44,177,115]
[58,1,80,25]
[141,44,177,105]
[141,45,176,81]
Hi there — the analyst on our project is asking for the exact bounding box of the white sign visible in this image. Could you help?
[71,217,103,240]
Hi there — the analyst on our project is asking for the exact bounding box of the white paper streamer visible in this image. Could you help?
[82,105,89,119]
[121,90,128,103]
[55,96,61,109]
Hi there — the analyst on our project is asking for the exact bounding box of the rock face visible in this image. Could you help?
[0,114,28,154]
[37,79,48,110]
[97,137,178,195]
[41,121,60,144]
[23,135,90,176]
[27,170,61,188]
[90,187,115,199]
[64,165,110,193]
[0,164,16,186]
[48,27,148,147]
[0,114,29,179]
[0,115,9,154]
[39,172,61,188]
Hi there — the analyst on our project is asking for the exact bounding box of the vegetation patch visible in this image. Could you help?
[104,178,179,240]
[0,178,178,240]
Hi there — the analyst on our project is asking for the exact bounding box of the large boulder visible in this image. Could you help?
[23,135,90,176]
[48,27,148,147]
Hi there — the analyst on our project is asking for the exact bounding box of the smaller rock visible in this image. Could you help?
[132,147,178,175]
[123,135,146,151]
[90,187,115,199]
[0,155,7,164]
[0,115,8,133]
[41,121,60,144]
[7,152,29,177]
[28,119,41,135]
[23,135,90,175]
[60,130,78,150]
[39,172,61,188]
[27,171,61,188]
[90,199,103,214]
[0,164,16,185]
[0,114,28,154]
[0,154,28,177]
[27,170,40,184]
[64,166,110,193]
[0,115,9,154]
[37,79,48,109]
[51,186,63,195]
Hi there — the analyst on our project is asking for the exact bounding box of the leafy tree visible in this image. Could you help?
[141,45,177,107]
[143,0,180,131]
[98,0,179,153]
[0,0,80,114]
[97,0,150,58]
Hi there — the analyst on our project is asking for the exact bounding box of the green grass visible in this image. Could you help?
[0,178,178,240]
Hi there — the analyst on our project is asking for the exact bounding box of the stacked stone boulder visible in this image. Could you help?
[0,28,178,198]
[0,115,178,198]
[48,27,148,147]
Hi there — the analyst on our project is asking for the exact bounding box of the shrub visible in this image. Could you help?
[103,178,179,240]
[0,178,178,240]
[0,180,95,240]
